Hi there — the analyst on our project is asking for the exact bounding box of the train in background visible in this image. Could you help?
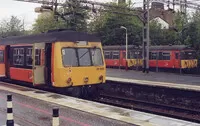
[0,30,106,97]
[103,45,198,71]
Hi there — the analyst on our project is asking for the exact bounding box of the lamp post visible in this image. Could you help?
[120,26,128,60]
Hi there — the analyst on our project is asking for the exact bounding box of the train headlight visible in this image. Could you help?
[84,77,89,83]
[99,75,103,81]
[67,77,72,84]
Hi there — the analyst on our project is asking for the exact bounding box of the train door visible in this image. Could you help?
[5,46,10,78]
[32,43,45,86]
[119,51,125,68]
[174,51,180,68]
[0,46,5,78]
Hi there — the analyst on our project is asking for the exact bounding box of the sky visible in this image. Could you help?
[0,0,121,29]
[0,0,198,30]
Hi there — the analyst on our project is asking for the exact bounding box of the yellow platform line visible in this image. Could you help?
[0,82,156,126]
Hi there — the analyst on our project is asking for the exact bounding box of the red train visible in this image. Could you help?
[103,45,198,70]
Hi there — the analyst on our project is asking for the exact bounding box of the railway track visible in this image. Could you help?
[96,93,200,123]
[1,79,200,123]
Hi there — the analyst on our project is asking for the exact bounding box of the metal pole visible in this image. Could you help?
[142,0,146,73]
[146,0,150,73]
[143,0,150,73]
[126,28,128,60]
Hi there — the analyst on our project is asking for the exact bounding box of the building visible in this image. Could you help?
[150,17,170,29]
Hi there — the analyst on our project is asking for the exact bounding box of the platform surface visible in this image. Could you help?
[106,69,200,90]
[0,82,199,126]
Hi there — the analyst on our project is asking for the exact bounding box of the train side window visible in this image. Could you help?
[112,51,119,59]
[150,52,157,60]
[13,48,25,66]
[158,52,163,60]
[175,53,179,59]
[162,52,170,60]
[104,51,111,59]
[35,49,41,65]
[0,51,4,63]
[26,48,32,66]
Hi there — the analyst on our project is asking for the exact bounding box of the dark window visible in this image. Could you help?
[112,51,119,59]
[181,51,197,60]
[162,52,170,60]
[104,51,111,59]
[158,52,163,60]
[26,48,32,66]
[91,48,103,66]
[35,49,41,65]
[13,48,24,66]
[123,52,126,59]
[62,48,78,66]
[78,48,92,66]
[150,52,157,60]
[175,53,179,59]
[0,51,4,63]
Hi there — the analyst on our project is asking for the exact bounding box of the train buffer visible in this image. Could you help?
[0,82,199,126]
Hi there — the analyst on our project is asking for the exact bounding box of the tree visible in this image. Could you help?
[0,16,25,38]
[32,12,67,34]
[61,0,89,31]
[32,1,89,33]
[89,2,143,46]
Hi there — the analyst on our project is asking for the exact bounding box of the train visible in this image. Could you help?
[0,30,106,97]
[103,45,198,71]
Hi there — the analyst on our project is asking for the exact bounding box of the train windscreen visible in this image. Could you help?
[181,51,197,60]
[62,48,103,67]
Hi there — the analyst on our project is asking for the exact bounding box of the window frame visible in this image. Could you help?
[13,48,25,66]
[0,50,4,63]
[90,48,104,66]
[61,47,104,67]
[112,51,120,59]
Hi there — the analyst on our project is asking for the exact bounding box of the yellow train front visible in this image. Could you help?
[0,30,106,97]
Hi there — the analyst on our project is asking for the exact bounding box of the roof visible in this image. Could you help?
[103,45,194,51]
[0,30,100,45]
[103,45,141,50]
[149,45,193,51]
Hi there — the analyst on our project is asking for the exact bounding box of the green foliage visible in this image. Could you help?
[0,16,25,38]
[89,2,143,46]
[61,0,89,31]
[32,1,89,33]
[32,12,67,34]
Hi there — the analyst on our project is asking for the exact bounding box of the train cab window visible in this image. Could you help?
[162,52,170,60]
[104,51,111,59]
[91,48,103,66]
[112,51,119,59]
[62,48,78,66]
[13,48,24,66]
[78,48,92,66]
[35,49,41,65]
[0,51,4,63]
[26,48,32,66]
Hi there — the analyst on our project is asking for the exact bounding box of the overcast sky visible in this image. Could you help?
[0,0,122,29]
[0,0,196,29]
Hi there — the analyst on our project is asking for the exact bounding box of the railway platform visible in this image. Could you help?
[106,68,200,91]
[0,82,199,126]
